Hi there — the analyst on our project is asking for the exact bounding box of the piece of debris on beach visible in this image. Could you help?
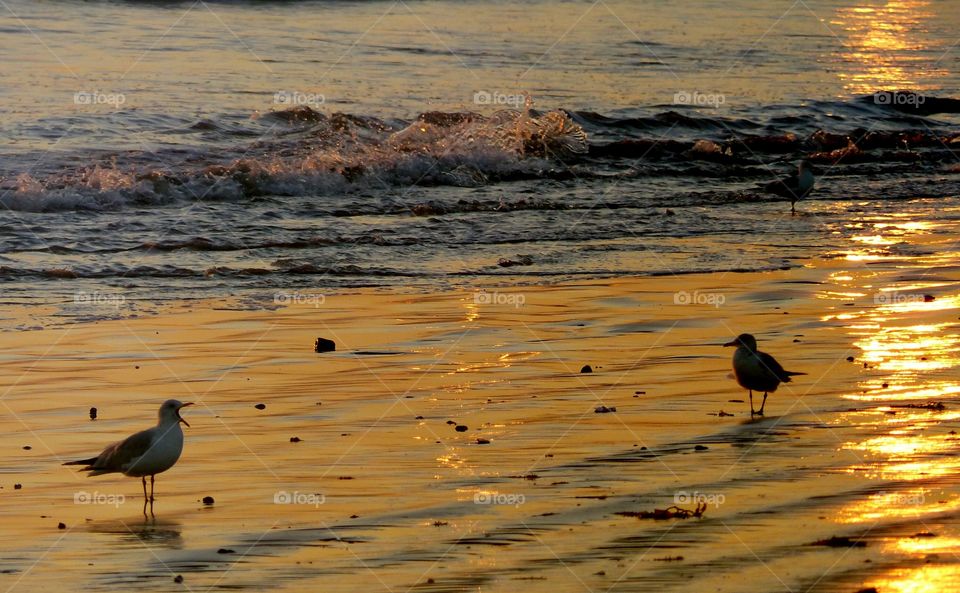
[810,535,867,548]
[615,502,707,520]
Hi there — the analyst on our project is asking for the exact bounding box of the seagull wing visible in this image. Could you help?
[83,428,155,476]
[757,351,804,383]
[763,171,800,198]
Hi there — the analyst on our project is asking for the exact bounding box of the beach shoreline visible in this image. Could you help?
[4,220,960,592]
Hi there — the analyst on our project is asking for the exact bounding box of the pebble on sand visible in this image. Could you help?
[290,437,302,443]
[594,406,616,413]
[580,365,593,373]
[254,403,266,410]
[202,496,215,505]
[314,338,336,353]
[22,446,31,450]
[174,575,183,583]
[14,484,22,490]
[89,407,97,420]
[476,438,490,444]
[455,425,468,432]
[57,523,66,530]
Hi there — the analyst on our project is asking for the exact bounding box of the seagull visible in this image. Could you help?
[724,334,805,416]
[64,400,193,510]
[762,160,816,214]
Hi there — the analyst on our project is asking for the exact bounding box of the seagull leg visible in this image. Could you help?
[150,475,155,503]
[791,202,796,215]
[142,476,148,501]
[749,391,756,415]
[758,393,768,416]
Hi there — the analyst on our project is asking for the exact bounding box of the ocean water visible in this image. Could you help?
[0,0,959,320]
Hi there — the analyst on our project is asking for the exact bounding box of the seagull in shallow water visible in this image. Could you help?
[64,400,193,511]
[724,334,805,416]
[762,160,816,214]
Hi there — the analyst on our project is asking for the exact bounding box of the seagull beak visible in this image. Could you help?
[177,402,194,427]
[723,339,739,347]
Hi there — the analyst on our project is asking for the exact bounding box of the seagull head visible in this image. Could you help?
[159,399,194,427]
[724,333,758,351]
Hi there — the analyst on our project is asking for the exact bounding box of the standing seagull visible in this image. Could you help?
[724,334,805,416]
[762,160,816,214]
[64,400,193,511]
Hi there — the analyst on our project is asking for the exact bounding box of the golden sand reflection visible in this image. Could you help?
[854,432,956,458]
[853,234,897,245]
[436,452,468,472]
[835,488,944,523]
[868,564,960,593]
[853,323,959,375]
[843,410,960,481]
[895,535,960,555]
[464,300,479,323]
[855,456,960,482]
[846,382,960,402]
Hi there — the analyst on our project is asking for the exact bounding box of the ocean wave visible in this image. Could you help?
[0,106,588,213]
[1,93,957,214]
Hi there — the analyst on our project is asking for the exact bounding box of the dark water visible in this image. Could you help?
[0,0,958,320]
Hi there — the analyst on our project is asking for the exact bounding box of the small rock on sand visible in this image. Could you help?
[594,406,616,413]
[174,575,183,583]
[14,484,22,490]
[694,445,708,451]
[57,523,66,530]
[580,365,593,373]
[89,407,97,420]
[314,338,336,353]
[455,425,468,432]
[254,403,266,410]
[476,438,490,445]
[22,446,31,451]
[290,437,302,443]
[202,496,215,505]
[217,548,235,554]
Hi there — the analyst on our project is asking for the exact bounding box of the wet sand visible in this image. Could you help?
[3,206,960,592]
